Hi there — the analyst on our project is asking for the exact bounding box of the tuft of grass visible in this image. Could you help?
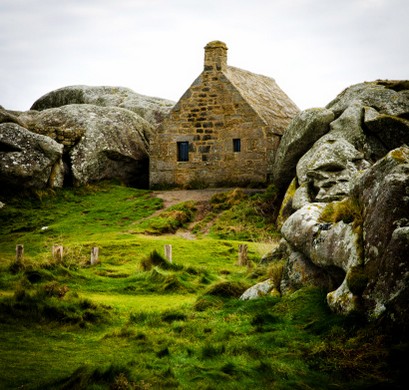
[134,201,196,234]
[139,250,182,271]
[0,282,110,326]
[202,280,249,298]
[319,196,363,228]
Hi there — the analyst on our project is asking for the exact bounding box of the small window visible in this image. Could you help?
[177,141,189,162]
[233,138,241,152]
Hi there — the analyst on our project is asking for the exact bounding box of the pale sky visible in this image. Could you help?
[1,0,408,111]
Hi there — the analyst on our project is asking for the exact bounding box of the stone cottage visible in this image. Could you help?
[149,40,299,188]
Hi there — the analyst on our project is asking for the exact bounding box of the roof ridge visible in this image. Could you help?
[224,66,299,135]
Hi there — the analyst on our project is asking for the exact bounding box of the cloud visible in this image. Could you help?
[0,0,408,110]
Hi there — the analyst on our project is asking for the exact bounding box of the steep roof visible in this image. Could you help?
[225,66,299,135]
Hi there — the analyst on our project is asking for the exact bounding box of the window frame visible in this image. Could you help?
[233,138,241,153]
[177,141,189,162]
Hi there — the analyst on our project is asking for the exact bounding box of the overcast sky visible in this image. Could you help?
[1,0,408,111]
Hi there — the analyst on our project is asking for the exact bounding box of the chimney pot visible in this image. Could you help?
[204,40,228,72]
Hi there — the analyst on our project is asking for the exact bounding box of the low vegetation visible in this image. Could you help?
[0,182,404,389]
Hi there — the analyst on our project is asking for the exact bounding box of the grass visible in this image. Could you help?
[0,182,406,389]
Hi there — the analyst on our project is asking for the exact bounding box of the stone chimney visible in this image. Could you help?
[204,40,228,72]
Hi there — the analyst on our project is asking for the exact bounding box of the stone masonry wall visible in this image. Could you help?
[149,69,278,188]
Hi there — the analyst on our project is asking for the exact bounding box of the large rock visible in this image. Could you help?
[27,104,152,187]
[240,279,275,300]
[353,147,409,329]
[30,85,175,128]
[0,123,64,190]
[66,105,151,186]
[273,108,334,190]
[363,106,409,151]
[0,104,153,189]
[326,80,409,117]
[264,80,409,330]
[296,134,370,202]
[280,251,336,295]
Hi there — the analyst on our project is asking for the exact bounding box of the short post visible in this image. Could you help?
[164,244,172,263]
[16,244,24,264]
[237,244,248,267]
[52,245,63,262]
[90,247,99,265]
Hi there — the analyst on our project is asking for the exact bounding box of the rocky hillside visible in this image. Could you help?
[250,80,408,333]
[0,86,175,190]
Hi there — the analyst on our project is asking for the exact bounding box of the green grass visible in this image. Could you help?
[0,182,405,389]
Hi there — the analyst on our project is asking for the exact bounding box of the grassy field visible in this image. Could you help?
[0,183,405,389]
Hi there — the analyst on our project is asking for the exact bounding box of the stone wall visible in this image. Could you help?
[149,69,278,188]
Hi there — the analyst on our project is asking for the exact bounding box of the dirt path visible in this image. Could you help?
[151,188,234,208]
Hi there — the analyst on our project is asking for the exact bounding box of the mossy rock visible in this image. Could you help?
[346,266,368,296]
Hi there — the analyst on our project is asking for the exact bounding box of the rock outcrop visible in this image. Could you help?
[269,80,409,331]
[0,87,163,190]
[0,123,64,190]
[30,85,175,128]
[353,148,409,328]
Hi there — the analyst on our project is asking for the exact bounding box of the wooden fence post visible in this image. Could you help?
[237,244,248,267]
[164,244,172,263]
[90,247,99,265]
[52,245,63,262]
[16,244,24,264]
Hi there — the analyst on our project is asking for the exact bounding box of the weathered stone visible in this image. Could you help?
[352,146,409,328]
[281,198,363,314]
[260,238,290,265]
[0,123,64,190]
[364,106,409,150]
[276,178,297,229]
[281,203,326,259]
[292,183,311,210]
[296,134,370,202]
[0,107,27,127]
[281,203,361,272]
[29,105,88,149]
[280,251,334,294]
[274,81,409,332]
[327,279,361,314]
[329,101,366,149]
[239,279,275,300]
[64,105,152,187]
[326,80,409,118]
[273,108,334,190]
[31,85,175,128]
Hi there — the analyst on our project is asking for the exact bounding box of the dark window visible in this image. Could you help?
[177,141,189,161]
[233,138,241,152]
